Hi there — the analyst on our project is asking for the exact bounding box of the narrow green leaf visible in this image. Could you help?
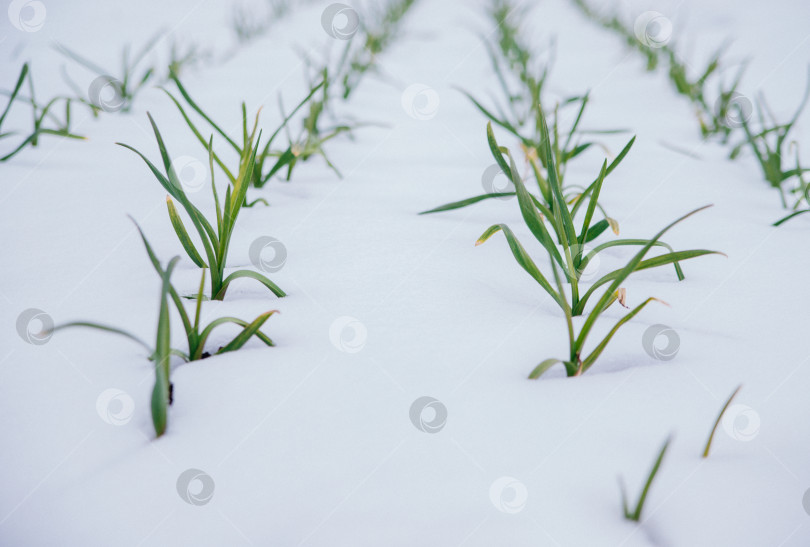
[528,358,564,379]
[702,385,743,458]
[166,197,207,267]
[216,269,286,300]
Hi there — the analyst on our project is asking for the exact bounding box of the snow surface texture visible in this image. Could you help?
[2,0,810,545]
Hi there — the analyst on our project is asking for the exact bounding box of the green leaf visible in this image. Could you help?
[216,269,286,300]
[579,249,722,314]
[575,206,714,332]
[49,321,151,352]
[621,436,672,522]
[152,256,179,438]
[217,311,277,353]
[166,197,207,268]
[578,160,608,245]
[702,385,743,458]
[476,224,564,310]
[581,297,662,372]
[419,192,517,214]
[528,358,565,379]
[582,219,609,243]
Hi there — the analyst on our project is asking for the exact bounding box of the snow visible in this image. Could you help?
[2,0,810,545]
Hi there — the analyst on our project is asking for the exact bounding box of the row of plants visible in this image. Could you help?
[1,32,206,161]
[424,0,722,377]
[37,0,421,438]
[436,1,759,527]
[570,0,810,225]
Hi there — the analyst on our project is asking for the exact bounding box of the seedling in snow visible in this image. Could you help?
[55,31,164,114]
[50,221,278,362]
[232,0,295,44]
[730,70,810,210]
[696,61,748,142]
[619,436,672,522]
[338,0,418,99]
[422,1,625,218]
[666,46,748,141]
[167,40,211,79]
[775,146,810,225]
[475,119,720,377]
[1,63,85,161]
[118,114,285,300]
[485,0,552,129]
[279,59,362,179]
[702,385,742,458]
[164,73,323,189]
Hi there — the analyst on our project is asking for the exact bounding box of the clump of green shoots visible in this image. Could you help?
[729,71,810,215]
[337,0,418,99]
[118,113,285,301]
[168,40,212,79]
[619,436,672,522]
[284,65,353,178]
[55,31,165,114]
[702,385,742,458]
[50,220,278,362]
[163,73,324,188]
[484,0,553,131]
[475,119,720,377]
[284,50,374,179]
[666,46,748,142]
[1,63,86,161]
[232,0,295,44]
[422,0,625,220]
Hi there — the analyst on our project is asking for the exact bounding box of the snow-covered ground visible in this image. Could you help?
[2,0,810,545]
